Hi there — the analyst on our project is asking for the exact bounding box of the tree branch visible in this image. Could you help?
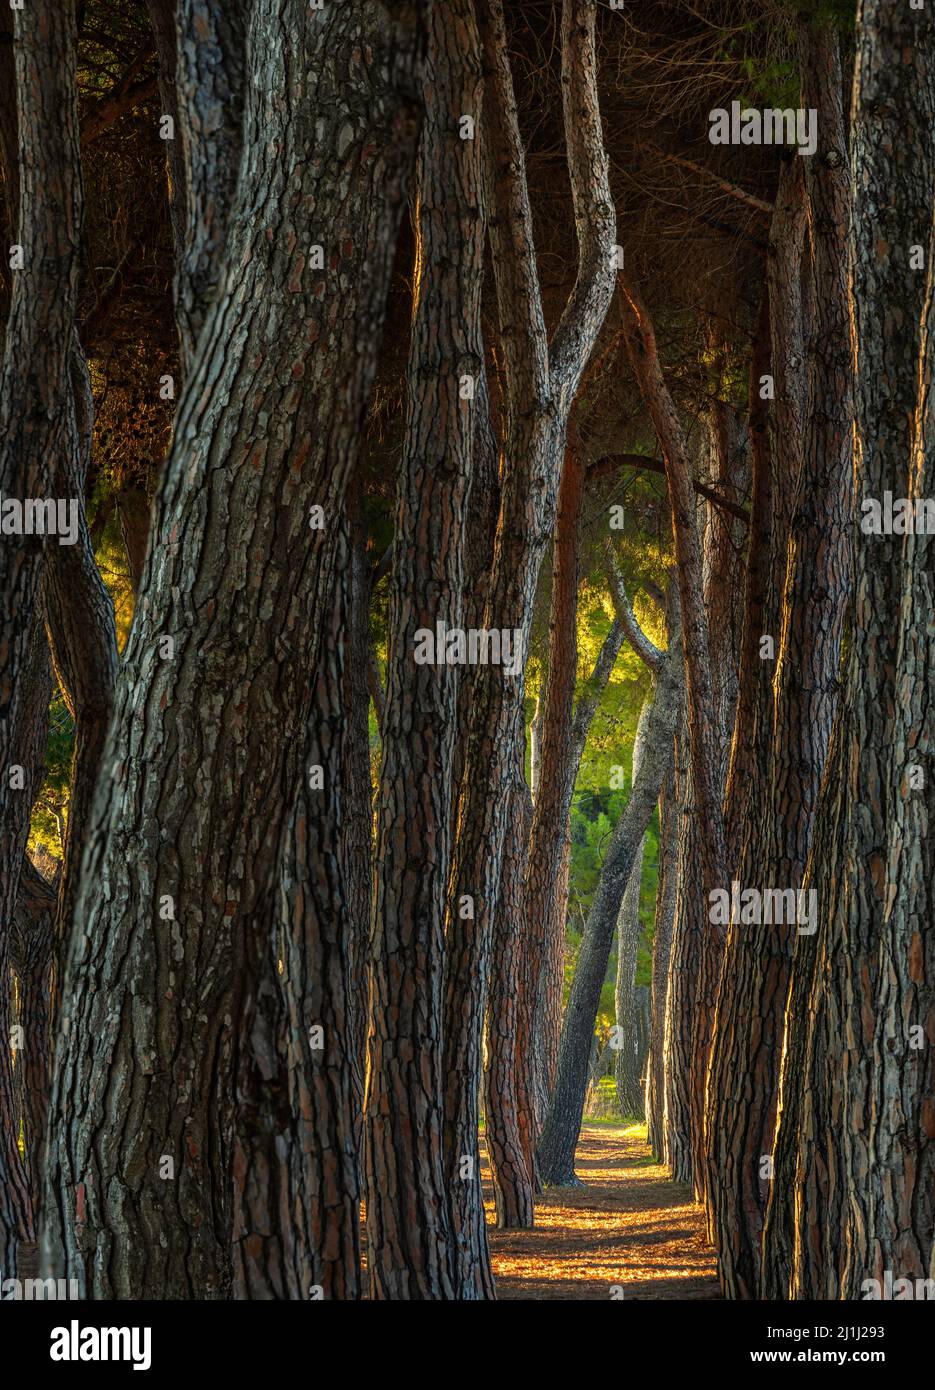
[603,539,665,673]
[589,451,750,524]
[638,140,774,216]
[548,0,617,406]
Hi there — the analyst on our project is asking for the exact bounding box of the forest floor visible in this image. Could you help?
[484,1123,721,1300]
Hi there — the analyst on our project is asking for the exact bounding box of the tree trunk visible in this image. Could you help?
[42,347,118,973]
[484,744,535,1229]
[0,0,82,1283]
[704,17,853,1297]
[614,700,651,1118]
[537,623,682,1186]
[366,0,484,1302]
[645,765,676,1160]
[442,0,616,1297]
[765,0,935,1299]
[43,0,426,1298]
[524,447,584,1130]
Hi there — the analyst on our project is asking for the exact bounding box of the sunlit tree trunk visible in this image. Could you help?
[765,0,935,1299]
[484,742,535,1229]
[537,620,682,1186]
[705,18,852,1297]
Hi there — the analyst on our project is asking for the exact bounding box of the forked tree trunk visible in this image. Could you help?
[442,0,616,1297]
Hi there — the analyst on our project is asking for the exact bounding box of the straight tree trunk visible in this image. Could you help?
[0,0,82,1283]
[645,765,676,1159]
[704,18,853,1297]
[524,447,585,1128]
[484,741,535,1229]
[614,700,651,1118]
[765,0,935,1298]
[366,0,484,1301]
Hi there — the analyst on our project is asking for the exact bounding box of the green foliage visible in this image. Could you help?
[27,692,73,865]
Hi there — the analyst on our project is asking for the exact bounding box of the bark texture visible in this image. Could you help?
[765,0,935,1299]
[442,0,616,1296]
[367,0,483,1301]
[0,0,82,1282]
[705,19,853,1297]
[43,0,427,1298]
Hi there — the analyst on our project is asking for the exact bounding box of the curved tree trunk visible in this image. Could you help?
[43,0,426,1299]
[442,0,615,1297]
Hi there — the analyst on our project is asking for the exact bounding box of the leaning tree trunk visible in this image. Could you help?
[42,348,118,978]
[42,0,427,1299]
[0,0,82,1284]
[537,620,683,1186]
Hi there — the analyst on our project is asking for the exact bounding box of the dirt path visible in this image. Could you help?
[484,1123,721,1300]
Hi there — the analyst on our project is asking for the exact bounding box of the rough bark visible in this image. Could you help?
[765,0,935,1299]
[232,538,361,1300]
[42,347,118,971]
[442,0,615,1297]
[367,0,483,1301]
[704,18,853,1297]
[484,744,535,1229]
[0,0,82,1283]
[43,0,427,1298]
[172,1,247,371]
[10,860,56,1218]
[342,475,374,1131]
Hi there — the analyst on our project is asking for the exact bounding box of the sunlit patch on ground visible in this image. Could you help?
[483,1124,721,1301]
